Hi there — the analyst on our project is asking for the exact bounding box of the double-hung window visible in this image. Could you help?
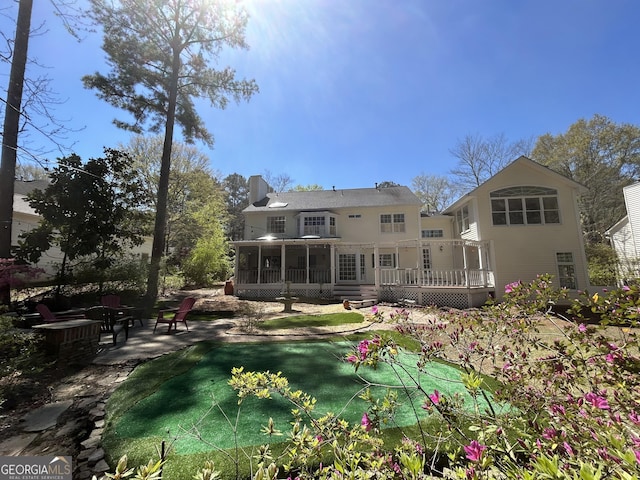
[380,213,405,233]
[490,187,560,226]
[456,205,470,234]
[304,216,325,236]
[379,253,396,267]
[267,216,285,234]
[556,252,577,289]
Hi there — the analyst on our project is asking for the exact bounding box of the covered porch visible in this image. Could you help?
[232,238,495,306]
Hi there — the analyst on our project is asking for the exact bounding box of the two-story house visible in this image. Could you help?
[233,156,590,308]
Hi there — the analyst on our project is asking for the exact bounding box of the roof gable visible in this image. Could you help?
[443,156,587,213]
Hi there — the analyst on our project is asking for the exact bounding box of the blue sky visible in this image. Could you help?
[2,0,640,190]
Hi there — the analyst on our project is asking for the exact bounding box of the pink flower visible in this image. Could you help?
[563,442,574,456]
[371,305,378,315]
[505,281,521,294]
[361,412,372,431]
[358,340,370,357]
[578,323,587,333]
[623,285,631,292]
[429,389,441,404]
[346,354,358,363]
[629,411,640,425]
[635,450,640,465]
[463,440,487,462]
[584,392,610,410]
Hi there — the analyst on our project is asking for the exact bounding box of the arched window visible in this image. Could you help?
[490,186,560,226]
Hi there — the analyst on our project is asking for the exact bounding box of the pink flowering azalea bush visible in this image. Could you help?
[105,274,640,479]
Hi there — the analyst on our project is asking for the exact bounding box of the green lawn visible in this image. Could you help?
[102,338,502,479]
[258,311,365,330]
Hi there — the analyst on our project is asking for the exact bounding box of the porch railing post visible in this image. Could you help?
[281,244,286,283]
[306,244,310,284]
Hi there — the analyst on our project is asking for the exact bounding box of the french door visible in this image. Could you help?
[337,252,367,282]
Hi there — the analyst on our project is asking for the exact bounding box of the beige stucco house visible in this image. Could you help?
[232,156,590,308]
[606,182,640,284]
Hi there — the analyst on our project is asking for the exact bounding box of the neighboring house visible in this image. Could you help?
[606,182,640,284]
[232,156,590,308]
[12,180,62,277]
[11,179,152,280]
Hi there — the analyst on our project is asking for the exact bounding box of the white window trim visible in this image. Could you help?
[490,187,560,226]
[556,252,577,289]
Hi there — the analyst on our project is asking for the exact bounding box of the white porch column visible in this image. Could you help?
[281,243,286,282]
[234,246,239,281]
[330,244,336,286]
[374,245,380,289]
[306,244,310,284]
[478,243,486,286]
[462,243,469,287]
[257,244,262,284]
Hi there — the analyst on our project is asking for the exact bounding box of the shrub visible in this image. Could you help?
[0,315,46,409]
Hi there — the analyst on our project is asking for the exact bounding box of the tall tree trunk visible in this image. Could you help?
[0,0,33,305]
[144,44,181,309]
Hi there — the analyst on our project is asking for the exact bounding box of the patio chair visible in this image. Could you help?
[85,305,129,346]
[35,304,85,323]
[101,294,144,327]
[101,294,121,309]
[153,297,196,334]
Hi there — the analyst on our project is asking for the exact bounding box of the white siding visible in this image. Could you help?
[623,183,640,257]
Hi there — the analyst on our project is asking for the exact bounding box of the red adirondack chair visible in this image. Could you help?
[101,294,121,309]
[153,297,196,334]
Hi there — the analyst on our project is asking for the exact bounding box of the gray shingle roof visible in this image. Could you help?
[244,186,422,213]
[14,180,49,196]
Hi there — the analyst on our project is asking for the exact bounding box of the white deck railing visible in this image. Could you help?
[237,269,332,285]
[237,268,494,288]
[379,268,494,288]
